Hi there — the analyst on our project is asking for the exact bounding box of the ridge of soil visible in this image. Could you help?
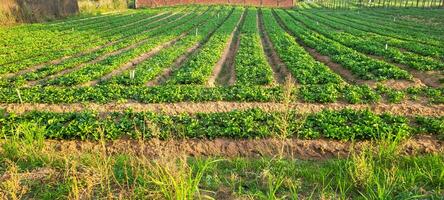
[207,9,246,87]
[145,43,202,86]
[257,10,294,85]
[1,101,443,116]
[145,8,235,86]
[34,135,444,160]
[213,12,247,86]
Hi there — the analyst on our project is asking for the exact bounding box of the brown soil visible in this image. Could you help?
[0,167,56,182]
[40,135,443,160]
[207,10,245,87]
[1,101,443,117]
[25,13,186,86]
[257,10,293,85]
[304,46,355,84]
[213,11,247,86]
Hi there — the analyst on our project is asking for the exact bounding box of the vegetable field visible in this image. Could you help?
[0,5,443,199]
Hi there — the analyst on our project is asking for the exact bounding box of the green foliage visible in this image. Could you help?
[299,109,411,140]
[168,8,243,85]
[416,116,444,139]
[0,108,437,141]
[274,9,412,81]
[234,8,274,85]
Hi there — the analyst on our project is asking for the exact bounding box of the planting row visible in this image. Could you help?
[0,10,175,75]
[273,9,412,81]
[0,10,196,87]
[325,10,444,47]
[308,11,444,62]
[104,8,235,86]
[234,8,274,85]
[0,10,168,70]
[0,85,442,104]
[1,108,442,140]
[295,11,444,71]
[261,9,343,84]
[44,8,216,86]
[167,8,243,85]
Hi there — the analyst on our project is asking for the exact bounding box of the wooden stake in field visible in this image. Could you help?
[15,89,23,104]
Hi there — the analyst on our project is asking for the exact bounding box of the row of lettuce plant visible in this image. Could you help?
[167,8,244,84]
[0,11,191,87]
[296,11,444,71]
[0,108,441,140]
[104,8,235,86]
[327,11,444,47]
[273,9,411,81]
[43,8,216,86]
[234,8,274,85]
[0,10,167,71]
[0,84,442,104]
[308,11,444,62]
[0,10,180,75]
[261,9,343,85]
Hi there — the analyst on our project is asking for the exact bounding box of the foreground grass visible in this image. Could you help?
[0,125,443,199]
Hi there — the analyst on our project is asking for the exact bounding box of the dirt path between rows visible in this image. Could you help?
[257,10,293,85]
[39,135,443,160]
[146,8,235,86]
[207,10,246,87]
[146,43,202,86]
[1,101,443,116]
[214,12,246,86]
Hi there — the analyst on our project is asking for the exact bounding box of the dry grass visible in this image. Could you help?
[0,0,18,25]
[0,123,442,199]
[78,0,128,13]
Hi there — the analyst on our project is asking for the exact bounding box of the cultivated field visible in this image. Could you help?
[0,5,443,199]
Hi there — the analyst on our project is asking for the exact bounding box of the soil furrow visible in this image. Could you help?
[35,135,443,160]
[146,8,235,86]
[274,10,422,90]
[257,9,294,85]
[207,10,246,87]
[1,101,443,116]
[145,43,202,86]
[366,54,441,88]
[214,17,244,86]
